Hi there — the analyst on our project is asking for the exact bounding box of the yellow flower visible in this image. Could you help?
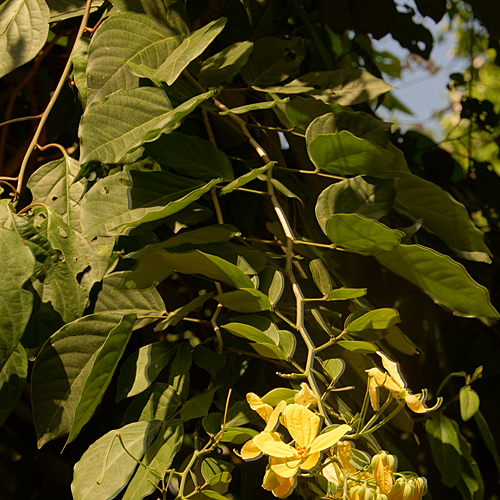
[366,352,442,414]
[262,457,296,497]
[240,394,286,461]
[294,382,318,407]
[371,451,397,495]
[388,477,427,500]
[253,404,351,478]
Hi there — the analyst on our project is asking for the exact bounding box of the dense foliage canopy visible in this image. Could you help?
[1,0,500,499]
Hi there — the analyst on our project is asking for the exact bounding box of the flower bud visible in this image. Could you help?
[349,483,374,500]
[371,451,397,495]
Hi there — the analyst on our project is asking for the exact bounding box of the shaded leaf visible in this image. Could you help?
[215,288,271,312]
[220,98,289,115]
[395,174,492,262]
[309,259,333,295]
[322,358,345,383]
[474,410,500,476]
[79,87,214,165]
[87,12,180,103]
[0,343,28,427]
[116,342,176,401]
[193,346,226,375]
[220,161,275,195]
[179,387,217,420]
[325,214,404,254]
[168,342,191,401]
[337,340,378,353]
[259,267,285,306]
[315,176,396,230]
[0,0,50,78]
[145,133,233,181]
[32,313,136,447]
[155,293,214,330]
[199,41,254,86]
[278,330,296,359]
[71,421,161,500]
[376,244,499,321]
[219,427,258,444]
[154,17,227,84]
[250,342,287,360]
[0,227,34,371]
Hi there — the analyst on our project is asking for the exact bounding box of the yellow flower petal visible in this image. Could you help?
[265,400,287,431]
[294,383,318,407]
[404,394,429,413]
[300,450,320,470]
[240,438,262,460]
[367,372,380,411]
[253,431,296,458]
[247,392,273,422]
[322,462,343,485]
[377,351,406,389]
[283,404,320,449]
[263,466,295,498]
[337,440,356,474]
[309,424,352,454]
[271,459,301,478]
[373,456,394,495]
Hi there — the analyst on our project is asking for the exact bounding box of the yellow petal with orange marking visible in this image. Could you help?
[253,431,296,458]
[309,424,351,454]
[271,459,301,478]
[373,456,394,495]
[283,404,319,449]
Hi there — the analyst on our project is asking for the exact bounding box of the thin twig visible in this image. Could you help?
[0,114,42,130]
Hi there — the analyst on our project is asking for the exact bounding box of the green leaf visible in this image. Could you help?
[168,342,191,401]
[325,214,404,254]
[337,340,378,354]
[215,288,271,312]
[154,17,226,84]
[309,259,333,295]
[159,224,237,248]
[395,174,492,262]
[116,342,176,401]
[193,346,226,375]
[80,170,213,238]
[202,490,231,500]
[0,343,27,427]
[179,387,217,421]
[250,342,287,360]
[0,0,50,78]
[278,330,296,359]
[474,410,500,476]
[261,388,296,405]
[346,308,401,332]
[0,227,34,370]
[459,386,480,421]
[123,383,181,423]
[46,0,103,21]
[122,420,183,500]
[145,132,233,181]
[27,153,84,230]
[201,458,234,483]
[71,421,161,500]
[67,313,136,445]
[284,68,393,106]
[315,176,396,230]
[155,293,214,330]
[426,414,463,487]
[220,161,275,195]
[259,267,285,306]
[86,12,180,103]
[199,41,254,87]
[279,96,333,131]
[79,87,214,165]
[219,427,258,444]
[31,313,136,447]
[94,272,166,329]
[327,288,367,300]
[307,131,405,177]
[376,244,499,321]
[240,36,309,86]
[322,358,345,383]
[70,35,90,106]
[219,98,289,115]
[222,321,278,345]
[159,250,255,289]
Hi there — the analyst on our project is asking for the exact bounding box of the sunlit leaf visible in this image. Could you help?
[215,288,271,312]
[220,98,289,115]
[220,162,275,195]
[87,12,180,103]
[259,267,285,306]
[346,308,401,332]
[459,386,480,422]
[199,41,253,86]
[322,358,345,383]
[376,244,499,321]
[337,341,378,353]
[154,17,226,84]
[116,342,176,401]
[325,214,404,254]
[0,0,49,78]
[309,259,333,295]
[71,421,161,500]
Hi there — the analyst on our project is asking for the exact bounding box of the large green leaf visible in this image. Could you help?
[168,342,191,401]
[79,87,214,165]
[67,313,136,445]
[270,68,393,106]
[240,36,309,86]
[87,12,180,103]
[395,174,492,262]
[144,132,233,181]
[179,388,217,421]
[27,155,85,230]
[0,227,34,370]
[0,0,50,78]
[324,214,404,254]
[315,176,396,230]
[376,244,499,321]
[154,17,226,85]
[32,313,136,447]
[71,421,161,500]
[198,41,254,87]
[0,343,27,426]
[116,342,176,400]
[215,288,271,312]
[80,170,213,238]
[307,131,405,177]
[46,0,103,21]
[122,420,183,500]
[345,308,401,332]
